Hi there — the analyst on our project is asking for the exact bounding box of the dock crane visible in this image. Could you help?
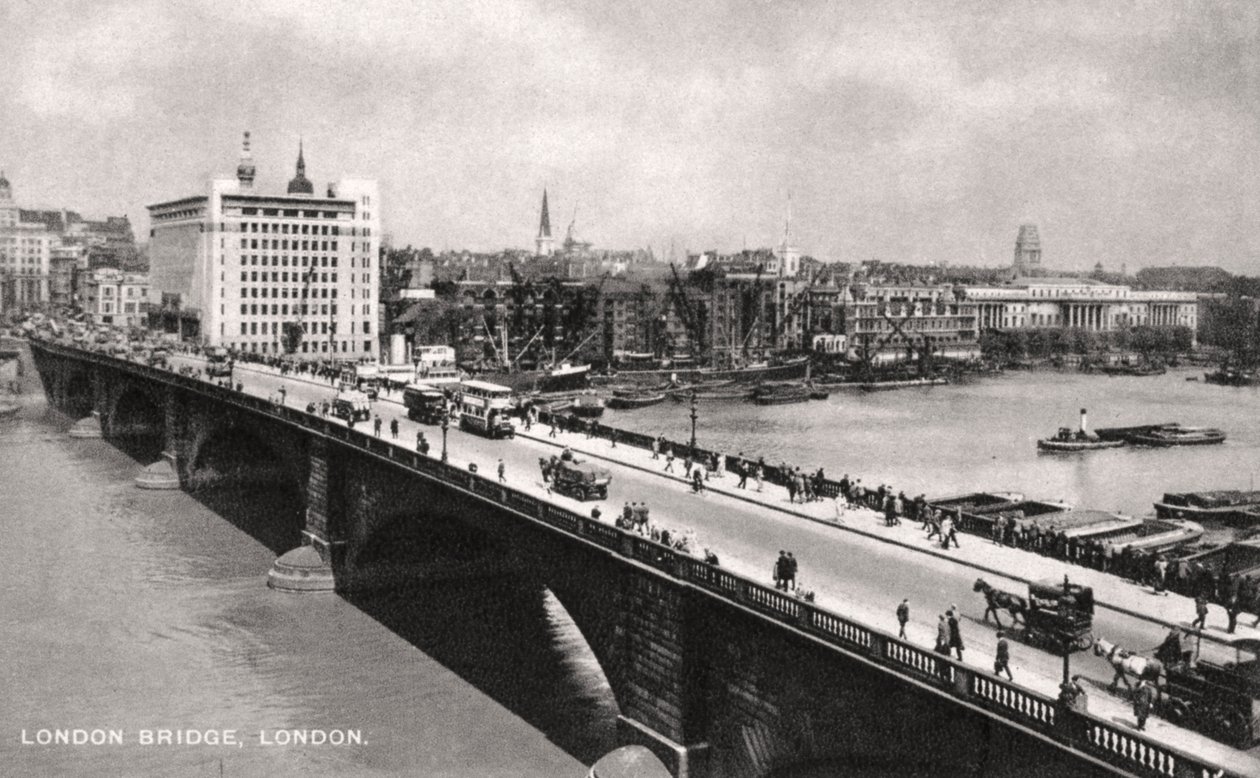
[282,263,319,355]
[668,262,705,360]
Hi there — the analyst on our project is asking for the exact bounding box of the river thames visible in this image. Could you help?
[0,364,614,777]
[4,362,1259,776]
[611,367,1260,529]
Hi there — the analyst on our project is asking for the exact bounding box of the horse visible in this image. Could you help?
[973,578,1027,628]
[1093,637,1164,691]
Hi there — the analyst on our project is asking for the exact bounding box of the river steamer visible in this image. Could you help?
[569,392,606,418]
[1204,366,1260,387]
[468,362,591,394]
[594,356,810,387]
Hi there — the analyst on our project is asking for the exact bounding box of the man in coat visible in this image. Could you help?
[1133,680,1157,731]
[896,599,910,639]
[948,607,965,660]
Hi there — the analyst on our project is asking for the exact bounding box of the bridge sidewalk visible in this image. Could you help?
[510,420,1260,649]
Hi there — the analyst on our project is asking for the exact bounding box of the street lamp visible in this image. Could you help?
[689,388,698,454]
[440,402,450,464]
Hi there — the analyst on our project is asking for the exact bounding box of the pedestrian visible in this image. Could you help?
[774,551,786,590]
[1133,679,1156,731]
[785,552,798,591]
[736,460,748,489]
[1227,595,1241,634]
[590,506,602,521]
[1192,593,1209,630]
[755,463,764,492]
[651,436,660,459]
[548,417,557,438]
[939,514,953,548]
[935,614,950,655]
[786,475,797,503]
[896,598,910,639]
[948,607,965,660]
[994,631,1013,680]
[691,468,705,494]
[373,414,382,436]
[664,449,675,473]
[497,459,506,483]
[390,417,399,439]
[683,454,693,478]
[946,511,961,549]
[610,429,618,448]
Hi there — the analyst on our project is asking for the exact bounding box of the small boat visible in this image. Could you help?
[607,391,666,410]
[752,384,811,406]
[1128,425,1226,447]
[859,377,949,391]
[569,392,606,418]
[1095,362,1166,377]
[1155,490,1260,526]
[809,389,830,400]
[1204,367,1260,386]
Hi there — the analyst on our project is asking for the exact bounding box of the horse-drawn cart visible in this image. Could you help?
[975,576,1095,652]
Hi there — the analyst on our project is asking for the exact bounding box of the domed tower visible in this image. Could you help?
[236,131,256,189]
[286,140,314,196]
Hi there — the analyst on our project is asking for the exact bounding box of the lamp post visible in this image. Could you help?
[440,403,450,464]
[689,388,698,454]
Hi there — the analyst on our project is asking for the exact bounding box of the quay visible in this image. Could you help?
[27,338,1260,778]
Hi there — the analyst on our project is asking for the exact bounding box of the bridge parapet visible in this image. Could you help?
[27,339,1246,778]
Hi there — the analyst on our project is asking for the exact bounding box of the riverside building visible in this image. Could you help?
[147,133,380,358]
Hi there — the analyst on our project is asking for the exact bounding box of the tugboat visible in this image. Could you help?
[1037,409,1126,452]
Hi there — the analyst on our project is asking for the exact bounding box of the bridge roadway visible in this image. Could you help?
[173,355,1260,774]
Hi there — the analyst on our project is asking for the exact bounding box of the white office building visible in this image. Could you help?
[147,133,380,358]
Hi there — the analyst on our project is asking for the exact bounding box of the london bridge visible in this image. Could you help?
[26,338,1260,778]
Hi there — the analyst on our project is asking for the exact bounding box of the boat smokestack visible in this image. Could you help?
[1080,408,1089,434]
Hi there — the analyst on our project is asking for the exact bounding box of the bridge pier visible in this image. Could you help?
[68,410,103,438]
[135,450,181,490]
[270,437,339,593]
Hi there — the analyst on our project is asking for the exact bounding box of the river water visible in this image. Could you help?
[6,358,1258,776]
[0,356,612,777]
[611,368,1260,529]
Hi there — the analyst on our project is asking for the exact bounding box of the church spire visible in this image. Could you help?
[287,138,313,195]
[535,188,554,256]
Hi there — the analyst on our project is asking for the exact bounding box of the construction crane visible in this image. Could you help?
[282,263,318,355]
[739,262,767,362]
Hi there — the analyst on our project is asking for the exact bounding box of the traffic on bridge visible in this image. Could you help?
[157,348,1260,777]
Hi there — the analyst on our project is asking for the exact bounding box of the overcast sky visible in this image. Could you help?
[1,0,1257,272]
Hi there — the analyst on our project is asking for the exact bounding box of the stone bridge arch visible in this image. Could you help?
[106,382,166,439]
[185,410,308,497]
[63,369,95,418]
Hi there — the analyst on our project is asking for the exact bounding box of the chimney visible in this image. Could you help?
[1079,408,1088,434]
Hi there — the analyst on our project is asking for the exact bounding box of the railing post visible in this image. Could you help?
[868,632,886,662]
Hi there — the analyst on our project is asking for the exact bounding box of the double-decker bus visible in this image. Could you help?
[458,380,514,439]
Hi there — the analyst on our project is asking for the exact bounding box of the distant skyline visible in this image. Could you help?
[1,0,1257,272]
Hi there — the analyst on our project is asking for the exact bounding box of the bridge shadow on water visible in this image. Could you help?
[343,511,620,767]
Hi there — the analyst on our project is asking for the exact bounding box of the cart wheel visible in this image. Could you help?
[1074,634,1093,651]
[1163,698,1190,725]
[1220,709,1251,748]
